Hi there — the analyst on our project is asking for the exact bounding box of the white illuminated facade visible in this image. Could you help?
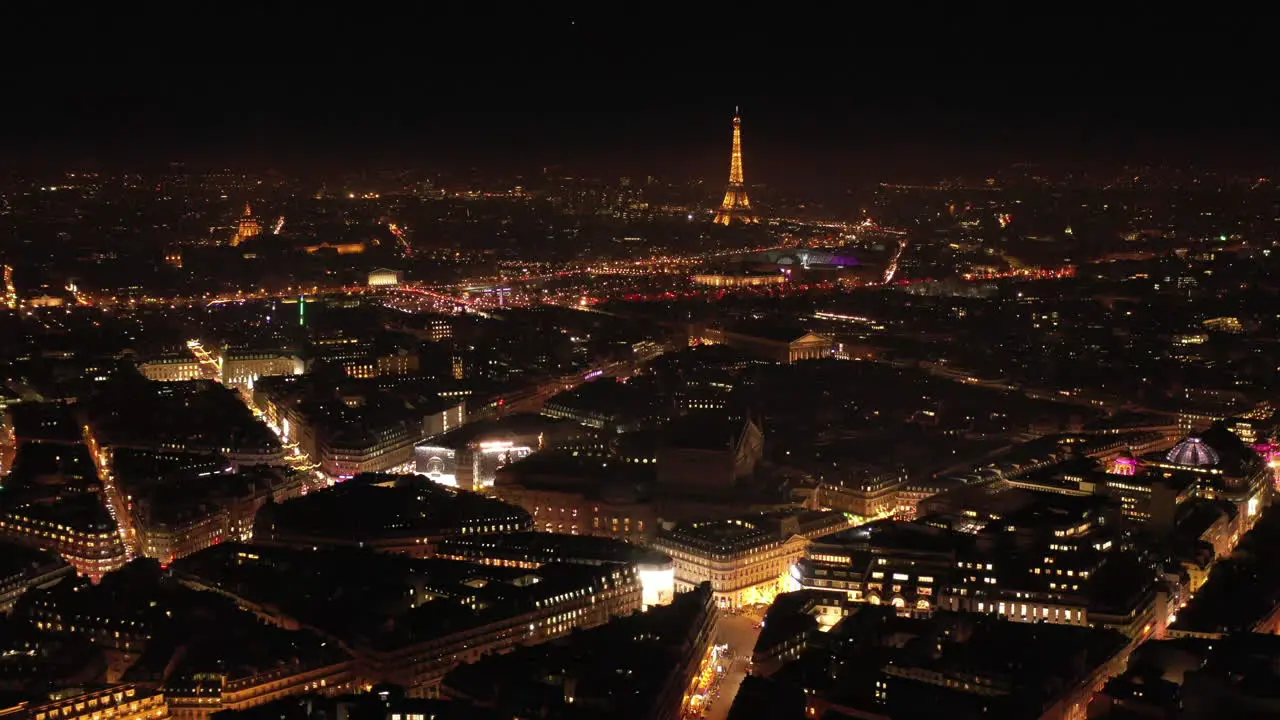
[417,446,458,487]
[415,439,534,490]
[639,562,676,609]
[368,268,404,287]
[217,351,305,387]
[654,511,853,609]
[474,441,534,488]
[138,356,204,382]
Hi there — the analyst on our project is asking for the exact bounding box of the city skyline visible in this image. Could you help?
[4,75,1280,717]
[6,16,1280,716]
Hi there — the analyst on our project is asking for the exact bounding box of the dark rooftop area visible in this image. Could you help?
[1171,506,1280,635]
[7,403,82,444]
[172,543,635,653]
[4,442,98,490]
[0,542,65,581]
[254,472,529,544]
[5,493,116,534]
[436,530,671,568]
[443,583,712,720]
[724,321,814,343]
[83,375,280,454]
[663,414,752,451]
[423,412,575,448]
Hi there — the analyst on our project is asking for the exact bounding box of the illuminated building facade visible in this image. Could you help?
[163,661,356,720]
[132,474,304,566]
[0,498,129,582]
[1141,429,1272,539]
[1202,316,1245,334]
[712,109,757,226]
[792,509,1165,643]
[321,423,420,479]
[255,383,464,481]
[230,204,261,247]
[1108,455,1140,476]
[1095,470,1189,527]
[813,466,910,519]
[415,439,534,491]
[710,326,833,364]
[302,241,365,255]
[368,268,404,287]
[691,271,785,287]
[421,401,467,438]
[423,318,453,342]
[137,511,227,565]
[654,511,854,609]
[137,356,204,382]
[1224,415,1272,445]
[2,264,16,307]
[310,337,421,379]
[1,686,169,720]
[215,350,305,388]
[414,412,570,489]
[943,509,1159,638]
[789,522,957,616]
[375,351,419,377]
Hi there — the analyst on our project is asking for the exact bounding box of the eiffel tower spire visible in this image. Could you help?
[714,108,758,226]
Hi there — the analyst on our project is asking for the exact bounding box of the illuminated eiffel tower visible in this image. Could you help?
[713,108,758,226]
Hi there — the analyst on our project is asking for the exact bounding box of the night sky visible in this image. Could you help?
[5,13,1273,184]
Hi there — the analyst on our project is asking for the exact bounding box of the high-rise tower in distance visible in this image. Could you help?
[713,108,757,226]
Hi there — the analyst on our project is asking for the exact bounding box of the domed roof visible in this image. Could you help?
[1108,454,1140,476]
[1165,436,1221,467]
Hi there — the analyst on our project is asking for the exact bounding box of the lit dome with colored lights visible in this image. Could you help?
[1165,436,1221,467]
[1108,455,1141,476]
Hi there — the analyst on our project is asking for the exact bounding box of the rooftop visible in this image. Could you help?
[83,376,280,455]
[436,531,670,569]
[1171,507,1280,635]
[4,493,117,534]
[4,442,99,490]
[442,583,713,719]
[817,519,966,557]
[662,415,755,452]
[724,322,815,344]
[172,543,637,653]
[417,413,571,450]
[255,473,530,545]
[496,448,656,496]
[7,403,82,444]
[657,509,846,556]
[817,607,1131,719]
[0,542,65,582]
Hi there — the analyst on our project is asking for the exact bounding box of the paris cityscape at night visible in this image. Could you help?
[4,60,1280,720]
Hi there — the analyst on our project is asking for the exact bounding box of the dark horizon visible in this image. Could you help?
[7,61,1278,184]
